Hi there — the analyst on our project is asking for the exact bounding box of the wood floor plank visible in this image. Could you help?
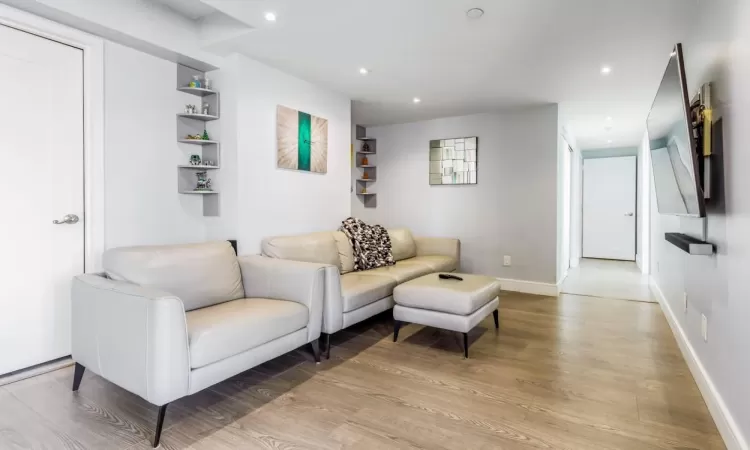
[2,292,725,449]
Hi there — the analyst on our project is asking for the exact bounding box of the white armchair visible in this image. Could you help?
[71,242,325,447]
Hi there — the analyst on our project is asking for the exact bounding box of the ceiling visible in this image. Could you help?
[198,0,699,149]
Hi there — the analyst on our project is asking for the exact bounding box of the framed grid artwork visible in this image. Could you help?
[429,137,478,185]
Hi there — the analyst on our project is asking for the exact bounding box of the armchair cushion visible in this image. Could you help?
[186,298,308,369]
[261,232,341,270]
[102,241,244,312]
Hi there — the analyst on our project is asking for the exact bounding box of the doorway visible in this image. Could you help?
[0,24,85,375]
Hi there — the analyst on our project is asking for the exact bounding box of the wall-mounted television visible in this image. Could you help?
[647,43,706,217]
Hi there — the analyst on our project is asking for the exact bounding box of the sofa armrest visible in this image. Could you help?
[71,274,190,406]
[415,237,461,261]
[237,255,326,342]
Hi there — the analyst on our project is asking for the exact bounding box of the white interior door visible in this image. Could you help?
[0,25,84,375]
[582,156,636,261]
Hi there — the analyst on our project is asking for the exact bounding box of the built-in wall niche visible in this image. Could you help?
[176,64,220,217]
[355,131,377,208]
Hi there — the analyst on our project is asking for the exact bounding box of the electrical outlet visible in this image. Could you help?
[683,292,688,312]
[503,255,511,267]
[701,314,708,342]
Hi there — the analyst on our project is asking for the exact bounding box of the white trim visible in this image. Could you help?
[650,278,747,450]
[498,278,559,296]
[0,4,105,272]
[569,256,580,268]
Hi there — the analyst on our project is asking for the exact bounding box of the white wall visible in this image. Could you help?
[351,106,560,284]
[650,0,749,447]
[210,54,351,254]
[104,41,207,248]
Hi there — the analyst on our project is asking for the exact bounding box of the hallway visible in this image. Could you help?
[561,258,654,302]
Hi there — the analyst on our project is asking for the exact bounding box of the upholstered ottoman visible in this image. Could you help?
[392,273,501,358]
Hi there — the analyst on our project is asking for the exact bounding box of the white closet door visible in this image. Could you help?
[582,156,637,261]
[0,25,84,375]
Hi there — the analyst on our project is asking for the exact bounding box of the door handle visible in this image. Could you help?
[625,212,634,217]
[53,214,80,225]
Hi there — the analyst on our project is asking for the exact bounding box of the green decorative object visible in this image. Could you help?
[201,130,210,140]
[276,105,328,173]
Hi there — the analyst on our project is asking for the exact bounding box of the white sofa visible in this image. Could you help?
[70,241,325,447]
[262,228,460,356]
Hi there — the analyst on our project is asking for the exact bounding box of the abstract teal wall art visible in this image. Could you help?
[277,105,328,173]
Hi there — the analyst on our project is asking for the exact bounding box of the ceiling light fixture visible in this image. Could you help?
[413,97,421,104]
[605,116,613,121]
[359,68,369,75]
[607,139,613,144]
[600,65,612,75]
[264,12,276,21]
[466,8,484,19]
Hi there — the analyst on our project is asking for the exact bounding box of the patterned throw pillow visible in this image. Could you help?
[340,217,396,271]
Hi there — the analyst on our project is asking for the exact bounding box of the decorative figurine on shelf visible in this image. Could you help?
[189,75,202,88]
[362,171,370,180]
[186,134,202,140]
[185,104,198,114]
[361,187,367,194]
[195,171,212,191]
[202,103,210,115]
[361,155,369,166]
[190,154,202,166]
[362,142,370,152]
[204,76,212,90]
[202,130,210,140]
[203,159,214,166]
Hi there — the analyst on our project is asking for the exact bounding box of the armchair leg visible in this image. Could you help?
[310,339,321,363]
[320,333,331,359]
[153,404,168,448]
[72,363,85,392]
[463,333,469,359]
[493,310,499,329]
[393,320,402,342]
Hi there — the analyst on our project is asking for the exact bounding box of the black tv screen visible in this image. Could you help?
[647,43,706,217]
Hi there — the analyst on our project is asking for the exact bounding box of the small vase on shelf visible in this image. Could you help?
[361,156,369,166]
[362,172,369,180]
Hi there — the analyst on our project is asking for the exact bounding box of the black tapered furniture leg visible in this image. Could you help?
[493,310,499,329]
[72,363,85,392]
[321,332,331,359]
[310,338,321,363]
[153,404,168,448]
[463,333,469,359]
[393,320,402,342]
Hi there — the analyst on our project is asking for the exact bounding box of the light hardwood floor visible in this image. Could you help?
[0,292,724,449]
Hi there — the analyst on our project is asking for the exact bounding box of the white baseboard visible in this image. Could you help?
[650,278,747,450]
[498,278,559,296]
[570,256,580,268]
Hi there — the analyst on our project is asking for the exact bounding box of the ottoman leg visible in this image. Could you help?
[493,310,499,329]
[393,320,402,342]
[463,333,469,358]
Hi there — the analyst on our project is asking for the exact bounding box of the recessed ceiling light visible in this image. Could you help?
[264,12,276,21]
[359,68,369,75]
[605,116,613,121]
[466,8,484,19]
[413,97,421,104]
[600,66,612,75]
[607,139,613,144]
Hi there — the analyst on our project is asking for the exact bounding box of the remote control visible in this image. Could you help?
[438,273,464,281]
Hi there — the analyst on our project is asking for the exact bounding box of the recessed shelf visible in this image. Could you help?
[357,193,376,196]
[178,87,218,97]
[665,232,715,255]
[357,151,376,154]
[178,139,219,145]
[180,190,219,195]
[178,165,220,169]
[177,113,219,121]
[358,165,376,168]
[357,137,376,141]
[357,179,376,182]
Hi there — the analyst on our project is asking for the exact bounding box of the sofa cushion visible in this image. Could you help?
[361,260,433,284]
[388,228,417,261]
[103,241,244,312]
[332,231,355,274]
[340,273,397,313]
[262,232,341,270]
[186,298,309,369]
[405,255,457,272]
